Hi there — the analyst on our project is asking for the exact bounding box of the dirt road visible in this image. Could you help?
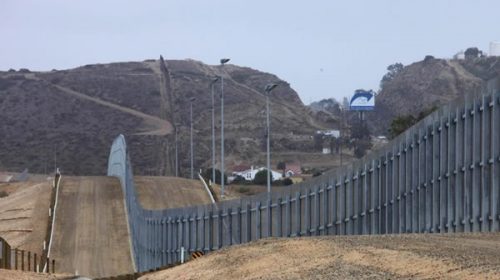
[140,233,500,280]
[134,176,212,209]
[49,176,133,278]
[0,178,52,256]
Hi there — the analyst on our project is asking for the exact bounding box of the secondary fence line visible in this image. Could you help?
[198,173,216,204]
[108,90,500,272]
[43,172,61,273]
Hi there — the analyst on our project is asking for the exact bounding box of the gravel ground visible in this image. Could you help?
[139,233,500,280]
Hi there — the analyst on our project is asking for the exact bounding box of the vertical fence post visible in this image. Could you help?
[295,192,301,237]
[256,202,262,240]
[14,248,17,270]
[246,204,251,242]
[277,198,282,237]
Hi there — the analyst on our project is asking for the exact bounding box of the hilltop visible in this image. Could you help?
[0,58,328,175]
[369,56,500,135]
[308,56,500,137]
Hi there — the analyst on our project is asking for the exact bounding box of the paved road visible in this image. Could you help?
[50,176,133,278]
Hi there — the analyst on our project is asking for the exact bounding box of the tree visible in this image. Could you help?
[277,161,286,177]
[380,63,404,88]
[388,106,437,139]
[201,168,227,185]
[253,169,273,185]
[465,47,479,59]
[349,118,373,158]
[341,97,350,110]
[283,178,293,186]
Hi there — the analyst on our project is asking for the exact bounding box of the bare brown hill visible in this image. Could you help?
[140,233,500,280]
[0,177,52,257]
[368,56,500,135]
[0,58,327,176]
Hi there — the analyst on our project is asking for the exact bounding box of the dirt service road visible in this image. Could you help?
[140,233,500,280]
[50,176,133,278]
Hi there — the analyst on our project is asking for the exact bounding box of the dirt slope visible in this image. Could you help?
[140,233,500,280]
[0,178,52,256]
[0,269,71,280]
[134,176,212,209]
[49,176,133,278]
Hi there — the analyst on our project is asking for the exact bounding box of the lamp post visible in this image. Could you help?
[220,58,230,198]
[210,77,220,186]
[190,97,196,179]
[264,83,278,195]
[174,122,180,177]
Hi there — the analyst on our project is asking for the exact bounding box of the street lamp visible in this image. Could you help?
[210,77,220,186]
[220,58,230,198]
[264,83,278,195]
[190,97,196,179]
[174,122,180,177]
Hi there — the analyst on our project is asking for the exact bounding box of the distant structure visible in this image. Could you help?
[490,41,500,56]
[453,50,465,60]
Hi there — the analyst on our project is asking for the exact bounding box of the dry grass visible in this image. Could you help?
[139,233,500,280]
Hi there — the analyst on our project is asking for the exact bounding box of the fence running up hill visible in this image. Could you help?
[108,90,500,272]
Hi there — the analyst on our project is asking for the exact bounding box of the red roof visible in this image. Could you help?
[285,163,302,175]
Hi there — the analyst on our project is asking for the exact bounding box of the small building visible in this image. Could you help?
[453,50,465,60]
[490,41,500,56]
[233,166,282,182]
[316,129,340,138]
[284,163,302,177]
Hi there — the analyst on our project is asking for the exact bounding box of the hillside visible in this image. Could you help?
[0,58,327,175]
[140,233,500,280]
[369,56,500,135]
[308,56,500,137]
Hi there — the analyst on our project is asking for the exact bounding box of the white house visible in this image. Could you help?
[233,166,282,182]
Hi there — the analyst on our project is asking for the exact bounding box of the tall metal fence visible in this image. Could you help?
[108,90,500,272]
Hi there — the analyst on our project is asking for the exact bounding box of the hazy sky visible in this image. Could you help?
[1,1,499,103]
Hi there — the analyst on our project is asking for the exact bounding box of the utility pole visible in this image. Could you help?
[210,77,220,185]
[264,83,278,196]
[220,58,230,198]
[190,97,196,179]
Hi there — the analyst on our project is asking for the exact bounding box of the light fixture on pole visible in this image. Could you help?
[264,83,278,195]
[190,97,196,179]
[174,122,180,177]
[220,58,230,198]
[210,76,220,186]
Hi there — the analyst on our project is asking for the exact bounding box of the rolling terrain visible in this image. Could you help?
[140,233,500,280]
[0,58,328,177]
[0,178,52,257]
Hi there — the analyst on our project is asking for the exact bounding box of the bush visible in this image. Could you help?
[0,191,8,198]
[201,168,227,185]
[283,178,294,186]
[231,175,252,185]
[253,169,273,185]
[235,186,251,194]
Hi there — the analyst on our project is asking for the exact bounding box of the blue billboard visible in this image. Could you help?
[349,89,375,111]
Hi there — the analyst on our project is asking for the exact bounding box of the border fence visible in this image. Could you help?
[0,237,55,273]
[108,90,500,272]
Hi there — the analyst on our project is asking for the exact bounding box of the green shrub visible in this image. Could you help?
[253,169,273,185]
[201,168,227,185]
[0,190,8,198]
[283,178,294,186]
